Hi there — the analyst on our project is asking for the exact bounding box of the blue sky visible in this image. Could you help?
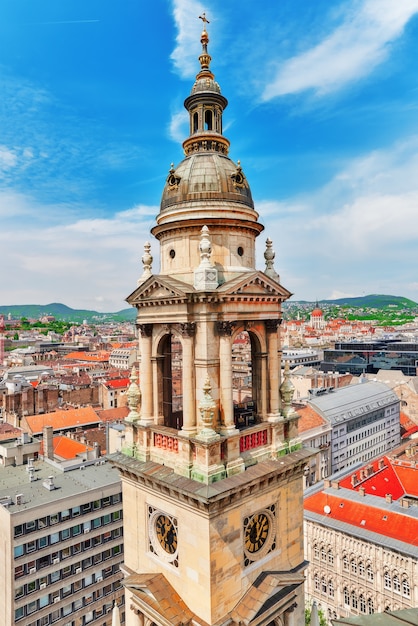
[1,0,418,312]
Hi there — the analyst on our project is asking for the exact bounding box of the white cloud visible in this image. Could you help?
[0,191,159,311]
[262,0,418,99]
[170,0,207,78]
[169,109,189,143]
[261,135,418,302]
[0,146,18,170]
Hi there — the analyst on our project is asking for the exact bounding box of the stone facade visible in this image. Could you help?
[110,19,312,626]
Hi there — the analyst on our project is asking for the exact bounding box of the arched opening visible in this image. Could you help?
[158,334,183,430]
[204,109,213,131]
[193,111,198,133]
[232,330,261,428]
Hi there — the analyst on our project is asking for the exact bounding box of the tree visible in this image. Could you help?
[305,605,328,625]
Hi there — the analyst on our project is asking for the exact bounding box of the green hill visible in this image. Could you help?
[0,303,136,323]
[320,294,417,309]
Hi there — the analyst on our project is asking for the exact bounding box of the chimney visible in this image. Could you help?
[43,426,54,460]
[401,498,410,509]
[385,493,392,503]
[378,458,385,470]
[359,487,365,496]
[351,474,358,487]
[43,476,56,491]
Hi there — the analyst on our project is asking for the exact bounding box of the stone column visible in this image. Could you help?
[179,323,196,436]
[217,322,236,434]
[266,319,280,418]
[137,324,153,425]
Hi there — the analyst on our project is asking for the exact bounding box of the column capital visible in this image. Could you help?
[216,321,234,336]
[179,322,196,337]
[265,319,282,332]
[137,323,153,337]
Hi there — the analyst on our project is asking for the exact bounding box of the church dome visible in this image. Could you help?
[160,152,254,213]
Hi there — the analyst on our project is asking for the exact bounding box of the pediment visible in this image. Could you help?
[126,275,192,306]
[218,271,292,300]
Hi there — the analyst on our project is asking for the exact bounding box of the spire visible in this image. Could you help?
[198,13,212,74]
[182,15,230,156]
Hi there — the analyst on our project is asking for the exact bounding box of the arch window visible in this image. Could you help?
[158,334,183,430]
[329,579,334,598]
[313,544,319,560]
[368,598,374,614]
[328,550,334,565]
[367,566,374,581]
[358,561,365,577]
[384,571,391,589]
[232,330,262,428]
[343,555,349,571]
[322,577,327,594]
[351,559,357,574]
[351,592,358,609]
[393,575,401,593]
[344,587,350,606]
[359,595,366,613]
[321,547,326,561]
[402,578,410,598]
[314,573,320,591]
[193,112,199,133]
[204,110,213,131]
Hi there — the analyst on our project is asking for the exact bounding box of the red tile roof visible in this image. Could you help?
[25,406,100,434]
[296,404,326,433]
[104,378,129,389]
[304,490,418,545]
[63,351,110,362]
[40,436,93,460]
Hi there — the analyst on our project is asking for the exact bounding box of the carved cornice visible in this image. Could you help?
[109,451,312,515]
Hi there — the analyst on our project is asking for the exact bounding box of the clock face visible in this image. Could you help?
[155,514,178,555]
[244,512,270,554]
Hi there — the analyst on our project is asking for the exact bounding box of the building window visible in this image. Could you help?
[384,571,391,589]
[15,585,24,599]
[38,536,48,549]
[27,600,37,615]
[368,598,374,614]
[321,547,326,561]
[351,592,358,609]
[367,566,374,581]
[14,545,24,558]
[351,559,357,574]
[329,579,334,598]
[321,577,327,594]
[15,607,24,621]
[343,555,349,571]
[360,595,366,613]
[328,550,334,565]
[27,580,36,594]
[14,524,24,537]
[358,561,365,577]
[38,517,48,529]
[393,575,401,593]
[402,578,410,597]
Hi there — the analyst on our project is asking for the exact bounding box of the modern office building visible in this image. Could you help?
[322,341,418,376]
[0,436,124,626]
[308,381,401,474]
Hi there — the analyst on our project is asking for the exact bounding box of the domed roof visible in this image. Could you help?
[160,152,254,212]
[311,308,323,317]
[191,76,221,95]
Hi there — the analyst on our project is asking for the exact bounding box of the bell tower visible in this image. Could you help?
[111,17,312,626]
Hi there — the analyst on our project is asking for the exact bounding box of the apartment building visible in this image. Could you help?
[304,442,418,622]
[0,441,124,625]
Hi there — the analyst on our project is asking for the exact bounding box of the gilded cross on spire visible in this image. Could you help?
[199,12,210,29]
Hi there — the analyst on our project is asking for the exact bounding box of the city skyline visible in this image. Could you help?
[1,0,418,311]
